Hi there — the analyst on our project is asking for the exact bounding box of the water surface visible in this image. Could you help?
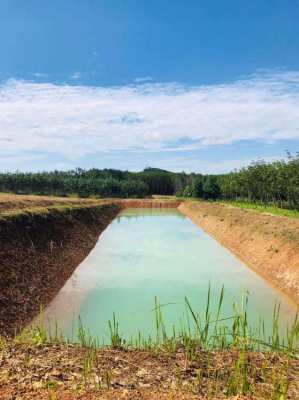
[41,208,297,342]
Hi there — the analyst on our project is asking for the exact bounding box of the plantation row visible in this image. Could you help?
[182,153,299,209]
[0,153,298,209]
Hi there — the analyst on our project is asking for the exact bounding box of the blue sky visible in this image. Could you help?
[0,0,299,172]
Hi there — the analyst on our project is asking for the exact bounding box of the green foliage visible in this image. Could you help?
[0,169,150,199]
[222,200,299,218]
[202,175,220,199]
[18,288,299,398]
[120,179,148,198]
[182,153,299,210]
[27,287,298,356]
[108,312,123,348]
[0,153,298,209]
[140,168,174,195]
[217,153,299,210]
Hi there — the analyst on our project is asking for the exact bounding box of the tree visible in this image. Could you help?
[202,176,220,199]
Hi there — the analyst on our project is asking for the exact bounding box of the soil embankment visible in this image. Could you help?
[179,201,299,305]
[0,194,102,214]
[115,198,181,209]
[0,203,120,336]
[0,194,180,214]
[2,195,297,335]
[0,197,181,336]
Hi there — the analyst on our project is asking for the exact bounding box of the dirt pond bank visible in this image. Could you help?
[0,341,298,399]
[1,196,298,336]
[0,195,299,399]
[179,201,299,306]
[0,197,181,336]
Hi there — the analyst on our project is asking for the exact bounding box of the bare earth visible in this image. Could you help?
[0,194,103,215]
[0,193,180,216]
[0,342,298,400]
[179,201,299,305]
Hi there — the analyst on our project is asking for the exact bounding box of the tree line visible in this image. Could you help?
[180,153,299,209]
[0,153,298,209]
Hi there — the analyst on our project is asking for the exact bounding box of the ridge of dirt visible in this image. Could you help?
[0,194,181,217]
[0,193,103,213]
[179,201,299,305]
[0,342,298,399]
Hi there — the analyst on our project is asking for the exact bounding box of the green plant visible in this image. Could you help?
[108,312,122,348]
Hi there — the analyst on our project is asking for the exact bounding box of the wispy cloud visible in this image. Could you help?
[70,72,82,80]
[33,72,48,78]
[133,76,153,83]
[0,70,298,169]
[0,152,45,171]
[149,154,285,174]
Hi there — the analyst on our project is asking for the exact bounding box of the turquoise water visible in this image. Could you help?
[41,208,297,343]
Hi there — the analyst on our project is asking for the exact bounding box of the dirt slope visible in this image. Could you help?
[179,201,299,305]
[0,204,120,336]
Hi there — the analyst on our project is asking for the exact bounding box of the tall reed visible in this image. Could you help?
[25,287,299,357]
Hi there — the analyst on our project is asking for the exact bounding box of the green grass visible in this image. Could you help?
[21,287,299,357]
[175,196,299,218]
[5,287,299,399]
[220,200,299,218]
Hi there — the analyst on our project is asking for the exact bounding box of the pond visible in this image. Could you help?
[40,208,297,344]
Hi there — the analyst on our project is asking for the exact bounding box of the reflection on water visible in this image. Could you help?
[40,208,297,342]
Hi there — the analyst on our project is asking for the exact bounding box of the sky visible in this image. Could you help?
[0,0,299,173]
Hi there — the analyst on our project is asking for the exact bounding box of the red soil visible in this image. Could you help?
[179,201,299,306]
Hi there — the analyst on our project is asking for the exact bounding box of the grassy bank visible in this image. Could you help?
[31,289,299,355]
[172,195,299,219]
[221,200,299,219]
[1,290,298,399]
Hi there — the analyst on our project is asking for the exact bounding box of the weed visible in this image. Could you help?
[104,369,112,390]
[108,312,122,348]
[31,287,298,357]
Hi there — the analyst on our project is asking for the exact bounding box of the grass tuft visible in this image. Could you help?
[222,200,299,218]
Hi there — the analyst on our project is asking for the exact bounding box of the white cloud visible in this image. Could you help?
[33,72,48,78]
[0,152,45,171]
[133,76,153,83]
[0,70,298,166]
[149,155,285,174]
[70,72,82,80]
